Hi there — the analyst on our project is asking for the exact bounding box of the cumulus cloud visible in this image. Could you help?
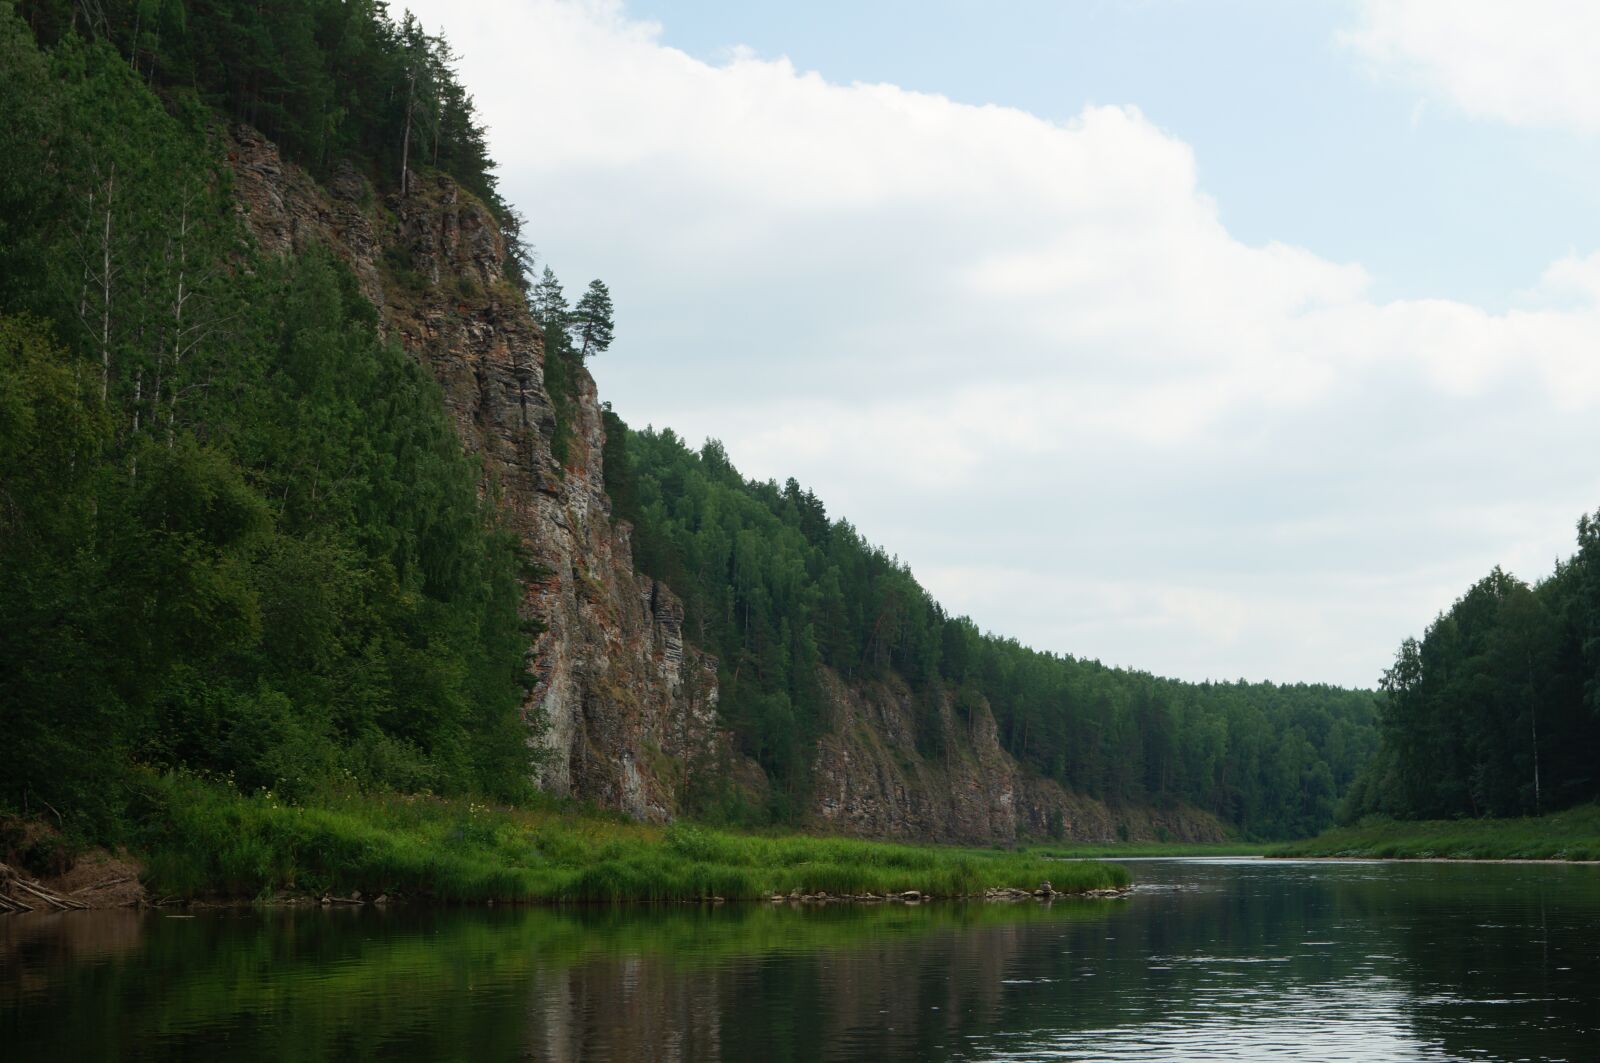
[400,0,1600,685]
[1346,0,1600,132]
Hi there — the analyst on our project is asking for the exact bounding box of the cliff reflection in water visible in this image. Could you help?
[5,860,1600,1061]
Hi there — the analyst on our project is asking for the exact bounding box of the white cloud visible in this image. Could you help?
[401,0,1600,685]
[1346,0,1600,132]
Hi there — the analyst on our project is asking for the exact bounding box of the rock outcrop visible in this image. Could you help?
[809,671,1228,844]
[225,126,1227,843]
[229,127,720,821]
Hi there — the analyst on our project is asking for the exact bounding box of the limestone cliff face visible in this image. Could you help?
[808,670,1228,844]
[228,127,719,821]
[225,126,1225,843]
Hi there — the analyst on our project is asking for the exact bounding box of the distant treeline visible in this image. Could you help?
[604,420,1380,837]
[0,2,534,835]
[1342,519,1600,822]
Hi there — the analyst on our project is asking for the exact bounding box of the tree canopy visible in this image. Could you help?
[0,4,534,835]
[605,416,1380,836]
[17,0,509,230]
[571,279,615,360]
[1342,528,1600,823]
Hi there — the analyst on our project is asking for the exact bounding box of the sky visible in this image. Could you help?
[398,0,1600,688]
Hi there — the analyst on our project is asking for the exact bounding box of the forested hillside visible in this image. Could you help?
[15,0,509,216]
[604,420,1380,837]
[2,0,1382,847]
[0,1,535,833]
[1341,520,1600,822]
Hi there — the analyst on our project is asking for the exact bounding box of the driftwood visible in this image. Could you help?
[0,892,34,913]
[320,893,364,906]
[0,861,91,913]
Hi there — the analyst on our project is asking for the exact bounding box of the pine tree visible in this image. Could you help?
[530,266,568,332]
[571,278,614,360]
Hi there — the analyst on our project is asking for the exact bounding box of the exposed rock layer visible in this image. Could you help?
[810,672,1227,844]
[226,128,1226,844]
[229,127,719,821]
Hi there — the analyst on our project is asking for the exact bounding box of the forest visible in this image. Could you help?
[0,0,535,836]
[2,0,1382,847]
[1340,524,1600,822]
[604,421,1380,836]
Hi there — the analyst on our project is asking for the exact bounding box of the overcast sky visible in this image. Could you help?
[398,0,1600,688]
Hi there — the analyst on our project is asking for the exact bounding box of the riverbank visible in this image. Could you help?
[1030,841,1270,858]
[1267,804,1600,861]
[25,775,1126,907]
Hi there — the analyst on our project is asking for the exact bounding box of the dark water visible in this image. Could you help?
[3,858,1598,1061]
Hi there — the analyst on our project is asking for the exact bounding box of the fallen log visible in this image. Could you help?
[0,892,34,913]
[13,878,90,911]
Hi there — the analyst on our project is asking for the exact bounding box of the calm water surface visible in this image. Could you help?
[3,858,1598,1061]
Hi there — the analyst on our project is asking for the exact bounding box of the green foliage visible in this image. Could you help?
[0,10,534,838]
[0,1,1377,853]
[541,330,578,472]
[0,314,121,831]
[606,417,1379,837]
[1028,840,1273,858]
[530,266,577,470]
[14,0,527,312]
[1344,521,1600,823]
[1272,804,1600,861]
[0,5,62,313]
[135,774,1129,901]
[601,402,642,527]
[571,279,615,360]
[18,0,504,214]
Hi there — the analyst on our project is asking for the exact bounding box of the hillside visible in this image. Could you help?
[0,0,1376,847]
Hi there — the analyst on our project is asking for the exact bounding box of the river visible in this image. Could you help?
[3,858,1597,1061]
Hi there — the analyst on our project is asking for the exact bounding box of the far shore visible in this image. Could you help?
[1268,854,1600,866]
[1266,806,1600,863]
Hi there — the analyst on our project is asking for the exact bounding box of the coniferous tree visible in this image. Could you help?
[571,279,614,360]
[531,267,568,331]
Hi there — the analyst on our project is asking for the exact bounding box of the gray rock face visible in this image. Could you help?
[808,671,1229,844]
[229,126,720,822]
[226,125,1227,843]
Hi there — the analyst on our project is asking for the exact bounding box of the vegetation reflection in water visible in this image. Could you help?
[1,900,1115,1062]
[6,859,1600,1062]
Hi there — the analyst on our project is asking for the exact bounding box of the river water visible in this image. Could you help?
[3,857,1597,1061]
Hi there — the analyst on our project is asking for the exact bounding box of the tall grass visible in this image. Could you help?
[1269,804,1600,861]
[1027,842,1270,859]
[134,774,1130,902]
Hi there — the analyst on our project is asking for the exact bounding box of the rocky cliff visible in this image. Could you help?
[229,127,720,821]
[810,671,1227,844]
[225,127,1226,844]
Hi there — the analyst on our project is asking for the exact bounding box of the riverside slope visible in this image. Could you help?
[226,127,1225,845]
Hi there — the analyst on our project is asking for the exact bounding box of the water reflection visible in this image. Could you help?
[3,859,1597,1062]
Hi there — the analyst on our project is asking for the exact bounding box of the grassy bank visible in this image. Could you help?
[1029,841,1270,859]
[132,775,1129,903]
[1268,805,1600,861]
